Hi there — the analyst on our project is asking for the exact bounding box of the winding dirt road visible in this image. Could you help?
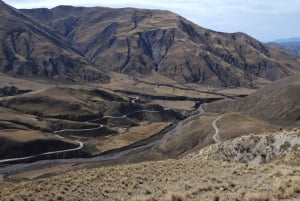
[0,140,83,164]
[53,125,104,134]
[0,125,106,164]
[212,114,223,143]
[0,109,163,164]
[0,106,207,176]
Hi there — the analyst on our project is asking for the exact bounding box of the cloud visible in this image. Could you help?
[3,0,300,41]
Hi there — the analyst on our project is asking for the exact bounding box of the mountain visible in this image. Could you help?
[273,37,300,43]
[0,1,109,83]
[268,42,300,56]
[20,5,300,87]
[267,37,300,56]
[205,74,300,126]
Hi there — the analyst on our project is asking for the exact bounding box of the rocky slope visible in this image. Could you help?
[20,5,300,87]
[0,1,109,83]
[189,129,300,164]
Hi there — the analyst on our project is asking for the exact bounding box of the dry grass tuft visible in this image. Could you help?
[243,192,272,201]
[168,192,186,201]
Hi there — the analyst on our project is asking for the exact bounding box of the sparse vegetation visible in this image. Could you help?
[0,2,300,201]
[2,157,300,200]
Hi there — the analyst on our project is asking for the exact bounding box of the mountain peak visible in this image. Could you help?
[0,2,109,83]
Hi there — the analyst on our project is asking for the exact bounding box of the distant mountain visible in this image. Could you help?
[267,42,300,56]
[0,2,298,87]
[20,6,300,87]
[0,1,109,83]
[273,37,300,43]
[267,37,300,56]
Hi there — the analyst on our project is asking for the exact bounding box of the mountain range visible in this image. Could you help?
[273,37,300,43]
[268,38,300,56]
[0,1,299,87]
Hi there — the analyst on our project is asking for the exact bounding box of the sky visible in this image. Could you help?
[3,0,300,42]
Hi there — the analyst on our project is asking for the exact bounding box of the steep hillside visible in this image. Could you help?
[21,6,300,87]
[0,1,109,83]
[205,74,300,126]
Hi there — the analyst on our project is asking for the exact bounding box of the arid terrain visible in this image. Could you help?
[0,0,300,200]
[2,153,300,201]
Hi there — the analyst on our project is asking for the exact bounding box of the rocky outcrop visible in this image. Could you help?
[189,130,300,164]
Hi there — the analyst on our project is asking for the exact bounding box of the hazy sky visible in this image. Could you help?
[4,0,300,42]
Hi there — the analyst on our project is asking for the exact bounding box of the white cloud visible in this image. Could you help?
[3,0,300,41]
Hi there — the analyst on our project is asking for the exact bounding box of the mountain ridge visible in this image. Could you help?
[0,1,299,87]
[0,1,109,83]
[19,5,300,87]
[273,37,300,43]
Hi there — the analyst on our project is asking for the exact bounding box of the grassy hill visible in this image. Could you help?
[205,74,300,126]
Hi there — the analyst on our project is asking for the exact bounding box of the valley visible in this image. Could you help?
[0,0,300,200]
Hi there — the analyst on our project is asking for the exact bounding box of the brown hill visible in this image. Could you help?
[0,1,109,83]
[21,5,300,87]
[205,74,300,126]
[0,85,179,122]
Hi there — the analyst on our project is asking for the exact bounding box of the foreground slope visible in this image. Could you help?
[21,6,300,87]
[2,157,300,201]
[0,1,109,83]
